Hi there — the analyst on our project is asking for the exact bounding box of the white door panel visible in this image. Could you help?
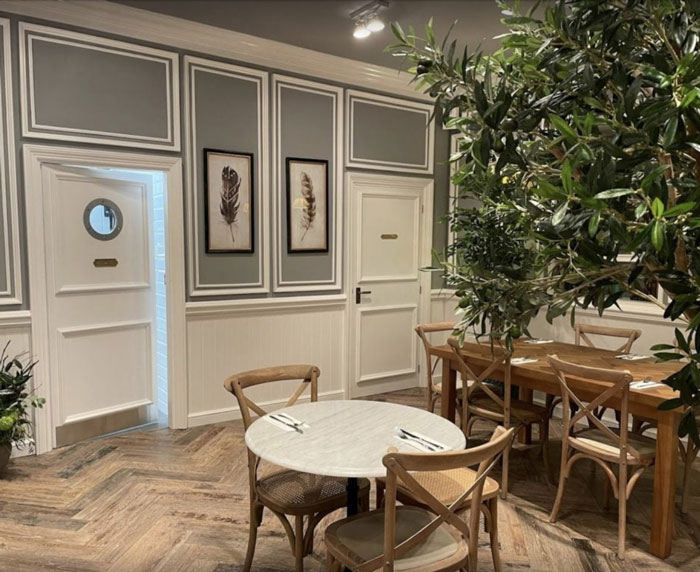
[48,173,150,294]
[42,165,157,442]
[349,174,432,398]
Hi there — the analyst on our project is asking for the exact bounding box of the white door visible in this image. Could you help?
[40,165,158,446]
[348,173,432,398]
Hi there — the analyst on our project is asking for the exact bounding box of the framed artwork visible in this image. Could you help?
[204,149,254,253]
[286,158,329,253]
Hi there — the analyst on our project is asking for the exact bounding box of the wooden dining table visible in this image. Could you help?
[430,339,683,559]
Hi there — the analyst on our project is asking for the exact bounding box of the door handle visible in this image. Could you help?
[355,287,372,304]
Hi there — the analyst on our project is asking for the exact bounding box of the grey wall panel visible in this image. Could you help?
[347,90,434,174]
[191,63,264,290]
[20,23,180,150]
[278,85,335,285]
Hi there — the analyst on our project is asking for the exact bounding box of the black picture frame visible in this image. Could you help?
[203,148,255,254]
[285,157,329,254]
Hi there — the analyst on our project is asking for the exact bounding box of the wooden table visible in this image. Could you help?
[431,339,682,559]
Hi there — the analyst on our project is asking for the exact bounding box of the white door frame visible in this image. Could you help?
[23,144,188,454]
[345,171,434,398]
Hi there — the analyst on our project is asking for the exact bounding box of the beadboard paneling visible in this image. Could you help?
[186,302,346,426]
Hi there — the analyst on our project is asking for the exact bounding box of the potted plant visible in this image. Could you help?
[0,342,44,474]
[389,0,700,443]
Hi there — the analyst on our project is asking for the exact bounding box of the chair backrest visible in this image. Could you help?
[574,324,641,354]
[371,426,515,572]
[547,355,641,463]
[447,338,515,427]
[415,322,456,388]
[223,364,320,430]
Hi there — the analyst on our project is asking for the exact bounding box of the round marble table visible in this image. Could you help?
[245,400,466,516]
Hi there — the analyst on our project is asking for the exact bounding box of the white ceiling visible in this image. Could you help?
[112,1,517,69]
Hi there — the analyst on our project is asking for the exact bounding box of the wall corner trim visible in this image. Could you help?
[185,294,348,318]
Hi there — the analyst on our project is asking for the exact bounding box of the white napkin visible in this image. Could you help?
[511,357,539,365]
[630,380,666,390]
[263,413,308,432]
[395,428,450,452]
[523,339,553,345]
[616,354,651,361]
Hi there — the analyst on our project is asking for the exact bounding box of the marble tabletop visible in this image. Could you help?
[244,400,467,478]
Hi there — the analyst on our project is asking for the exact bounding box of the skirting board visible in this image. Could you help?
[188,389,345,427]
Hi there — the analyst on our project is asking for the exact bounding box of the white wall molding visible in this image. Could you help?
[186,294,347,318]
[0,19,22,306]
[18,21,180,150]
[346,89,435,174]
[0,309,30,328]
[188,389,344,427]
[0,0,426,101]
[272,74,344,293]
[184,56,270,297]
[23,144,188,453]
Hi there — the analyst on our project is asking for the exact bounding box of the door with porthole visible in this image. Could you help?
[41,165,159,446]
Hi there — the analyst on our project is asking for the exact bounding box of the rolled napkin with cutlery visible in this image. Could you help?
[265,412,309,433]
[630,380,666,390]
[511,357,538,365]
[523,338,553,344]
[395,427,449,452]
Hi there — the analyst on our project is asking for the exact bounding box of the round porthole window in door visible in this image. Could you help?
[83,198,123,241]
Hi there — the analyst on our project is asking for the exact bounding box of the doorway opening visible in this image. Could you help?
[47,166,169,447]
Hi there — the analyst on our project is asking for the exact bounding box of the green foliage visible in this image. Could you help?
[0,342,44,450]
[390,0,700,441]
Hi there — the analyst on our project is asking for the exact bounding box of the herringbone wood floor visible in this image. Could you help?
[1,389,698,572]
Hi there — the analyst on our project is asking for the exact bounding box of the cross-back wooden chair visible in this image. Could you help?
[547,355,657,558]
[325,426,515,572]
[415,322,460,415]
[679,409,700,513]
[547,324,642,422]
[224,364,370,572]
[448,338,552,497]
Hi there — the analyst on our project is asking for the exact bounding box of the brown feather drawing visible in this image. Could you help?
[300,171,316,241]
[220,166,240,244]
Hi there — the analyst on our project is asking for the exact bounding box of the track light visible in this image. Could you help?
[366,17,385,33]
[353,23,371,39]
[350,0,388,39]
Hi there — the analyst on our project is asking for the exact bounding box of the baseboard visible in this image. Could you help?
[187,389,345,427]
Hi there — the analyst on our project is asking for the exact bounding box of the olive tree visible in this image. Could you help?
[390,0,700,441]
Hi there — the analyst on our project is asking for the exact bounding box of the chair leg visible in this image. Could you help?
[541,420,554,485]
[549,449,570,523]
[681,443,697,514]
[243,502,263,572]
[618,467,628,559]
[294,515,304,572]
[488,497,502,572]
[603,474,612,510]
[501,443,510,500]
[359,489,370,513]
[326,552,341,572]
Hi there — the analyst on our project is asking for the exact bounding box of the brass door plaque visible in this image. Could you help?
[381,233,398,240]
[93,258,118,268]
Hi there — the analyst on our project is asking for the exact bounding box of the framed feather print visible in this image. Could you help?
[204,149,254,253]
[286,158,329,253]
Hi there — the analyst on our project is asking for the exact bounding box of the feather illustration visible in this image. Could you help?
[220,166,240,244]
[300,171,316,241]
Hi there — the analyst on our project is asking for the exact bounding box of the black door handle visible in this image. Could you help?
[355,287,372,304]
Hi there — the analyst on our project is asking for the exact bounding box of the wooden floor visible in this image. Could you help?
[1,389,699,572]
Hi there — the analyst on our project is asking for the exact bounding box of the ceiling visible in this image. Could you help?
[112,1,518,69]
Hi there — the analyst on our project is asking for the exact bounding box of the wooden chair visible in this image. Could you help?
[374,447,506,572]
[679,413,700,513]
[224,365,370,572]
[547,355,657,558]
[547,324,642,421]
[448,338,552,498]
[325,426,515,572]
[415,322,461,415]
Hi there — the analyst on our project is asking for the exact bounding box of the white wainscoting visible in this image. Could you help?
[0,311,32,457]
[185,297,347,427]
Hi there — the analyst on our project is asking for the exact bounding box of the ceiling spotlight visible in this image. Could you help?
[366,16,385,33]
[350,0,389,39]
[353,23,371,39]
